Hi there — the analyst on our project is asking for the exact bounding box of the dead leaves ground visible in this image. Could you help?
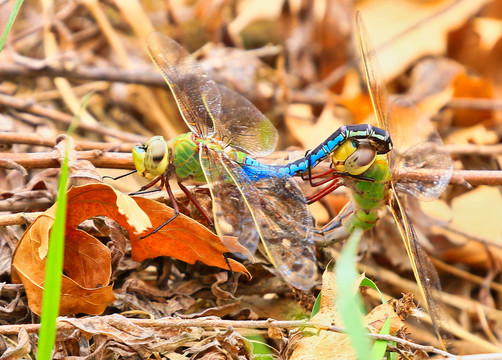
[1,0,502,358]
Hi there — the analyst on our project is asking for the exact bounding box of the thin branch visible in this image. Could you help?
[0,131,138,151]
[0,93,140,142]
[0,151,135,170]
[1,150,501,186]
[0,315,456,358]
[0,44,282,86]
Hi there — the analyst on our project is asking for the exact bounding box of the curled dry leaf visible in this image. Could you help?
[10,183,152,315]
[0,328,30,360]
[131,196,250,276]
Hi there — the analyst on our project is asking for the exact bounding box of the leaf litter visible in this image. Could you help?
[1,0,502,358]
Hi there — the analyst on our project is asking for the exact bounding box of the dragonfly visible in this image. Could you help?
[132,32,400,290]
[308,12,453,348]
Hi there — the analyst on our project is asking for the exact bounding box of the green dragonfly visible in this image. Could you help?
[133,32,320,290]
[311,12,453,348]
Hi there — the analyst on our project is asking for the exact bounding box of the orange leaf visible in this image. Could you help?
[11,183,152,315]
[131,197,249,275]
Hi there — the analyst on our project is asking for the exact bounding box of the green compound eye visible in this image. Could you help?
[132,136,169,178]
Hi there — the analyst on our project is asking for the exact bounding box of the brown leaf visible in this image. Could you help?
[0,328,30,360]
[131,197,249,275]
[11,183,152,315]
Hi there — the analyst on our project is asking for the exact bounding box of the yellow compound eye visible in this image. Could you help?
[331,140,376,175]
[132,136,169,178]
[344,142,376,175]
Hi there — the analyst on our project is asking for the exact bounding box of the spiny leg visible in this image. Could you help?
[306,179,342,204]
[140,178,180,239]
[102,170,138,181]
[179,182,235,286]
[178,182,214,226]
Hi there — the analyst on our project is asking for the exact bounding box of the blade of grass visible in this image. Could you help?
[37,92,94,360]
[361,277,386,304]
[0,0,24,53]
[335,227,374,360]
[370,318,390,360]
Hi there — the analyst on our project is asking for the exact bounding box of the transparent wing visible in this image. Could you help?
[390,96,453,201]
[356,13,452,201]
[389,185,449,350]
[200,147,316,290]
[217,84,278,157]
[356,12,392,135]
[147,32,219,137]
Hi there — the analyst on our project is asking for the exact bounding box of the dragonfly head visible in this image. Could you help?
[331,139,376,175]
[132,136,169,178]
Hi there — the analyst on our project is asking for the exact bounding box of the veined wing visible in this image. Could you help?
[147,32,220,138]
[389,184,449,350]
[217,84,278,158]
[356,13,453,201]
[356,12,392,136]
[390,97,453,201]
[199,146,316,290]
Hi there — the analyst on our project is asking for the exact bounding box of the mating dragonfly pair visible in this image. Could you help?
[128,12,452,347]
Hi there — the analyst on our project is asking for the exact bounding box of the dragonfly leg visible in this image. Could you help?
[139,175,163,191]
[140,178,180,239]
[102,170,137,181]
[306,179,342,204]
[178,182,214,226]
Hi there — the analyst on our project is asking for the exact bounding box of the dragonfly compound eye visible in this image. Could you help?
[344,142,376,175]
[132,136,169,178]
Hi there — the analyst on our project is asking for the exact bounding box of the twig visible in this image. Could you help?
[1,150,501,186]
[0,150,134,170]
[0,93,139,142]
[0,315,456,358]
[0,131,139,151]
[0,44,282,86]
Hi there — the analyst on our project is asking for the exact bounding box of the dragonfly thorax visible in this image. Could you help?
[331,139,376,176]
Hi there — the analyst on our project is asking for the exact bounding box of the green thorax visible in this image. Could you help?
[170,132,207,182]
[170,132,246,183]
[343,154,392,232]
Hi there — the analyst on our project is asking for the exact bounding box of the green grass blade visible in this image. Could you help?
[369,318,390,360]
[310,290,322,319]
[361,277,386,304]
[335,228,374,360]
[0,0,24,53]
[37,92,94,360]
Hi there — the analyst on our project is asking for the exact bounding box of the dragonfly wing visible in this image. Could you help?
[147,32,220,137]
[199,146,259,258]
[357,13,453,201]
[200,147,316,290]
[216,84,278,157]
[356,12,392,135]
[390,96,453,201]
[389,184,449,350]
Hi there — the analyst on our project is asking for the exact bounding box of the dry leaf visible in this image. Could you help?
[357,0,491,81]
[290,269,403,360]
[11,183,152,315]
[439,186,502,268]
[131,197,250,276]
